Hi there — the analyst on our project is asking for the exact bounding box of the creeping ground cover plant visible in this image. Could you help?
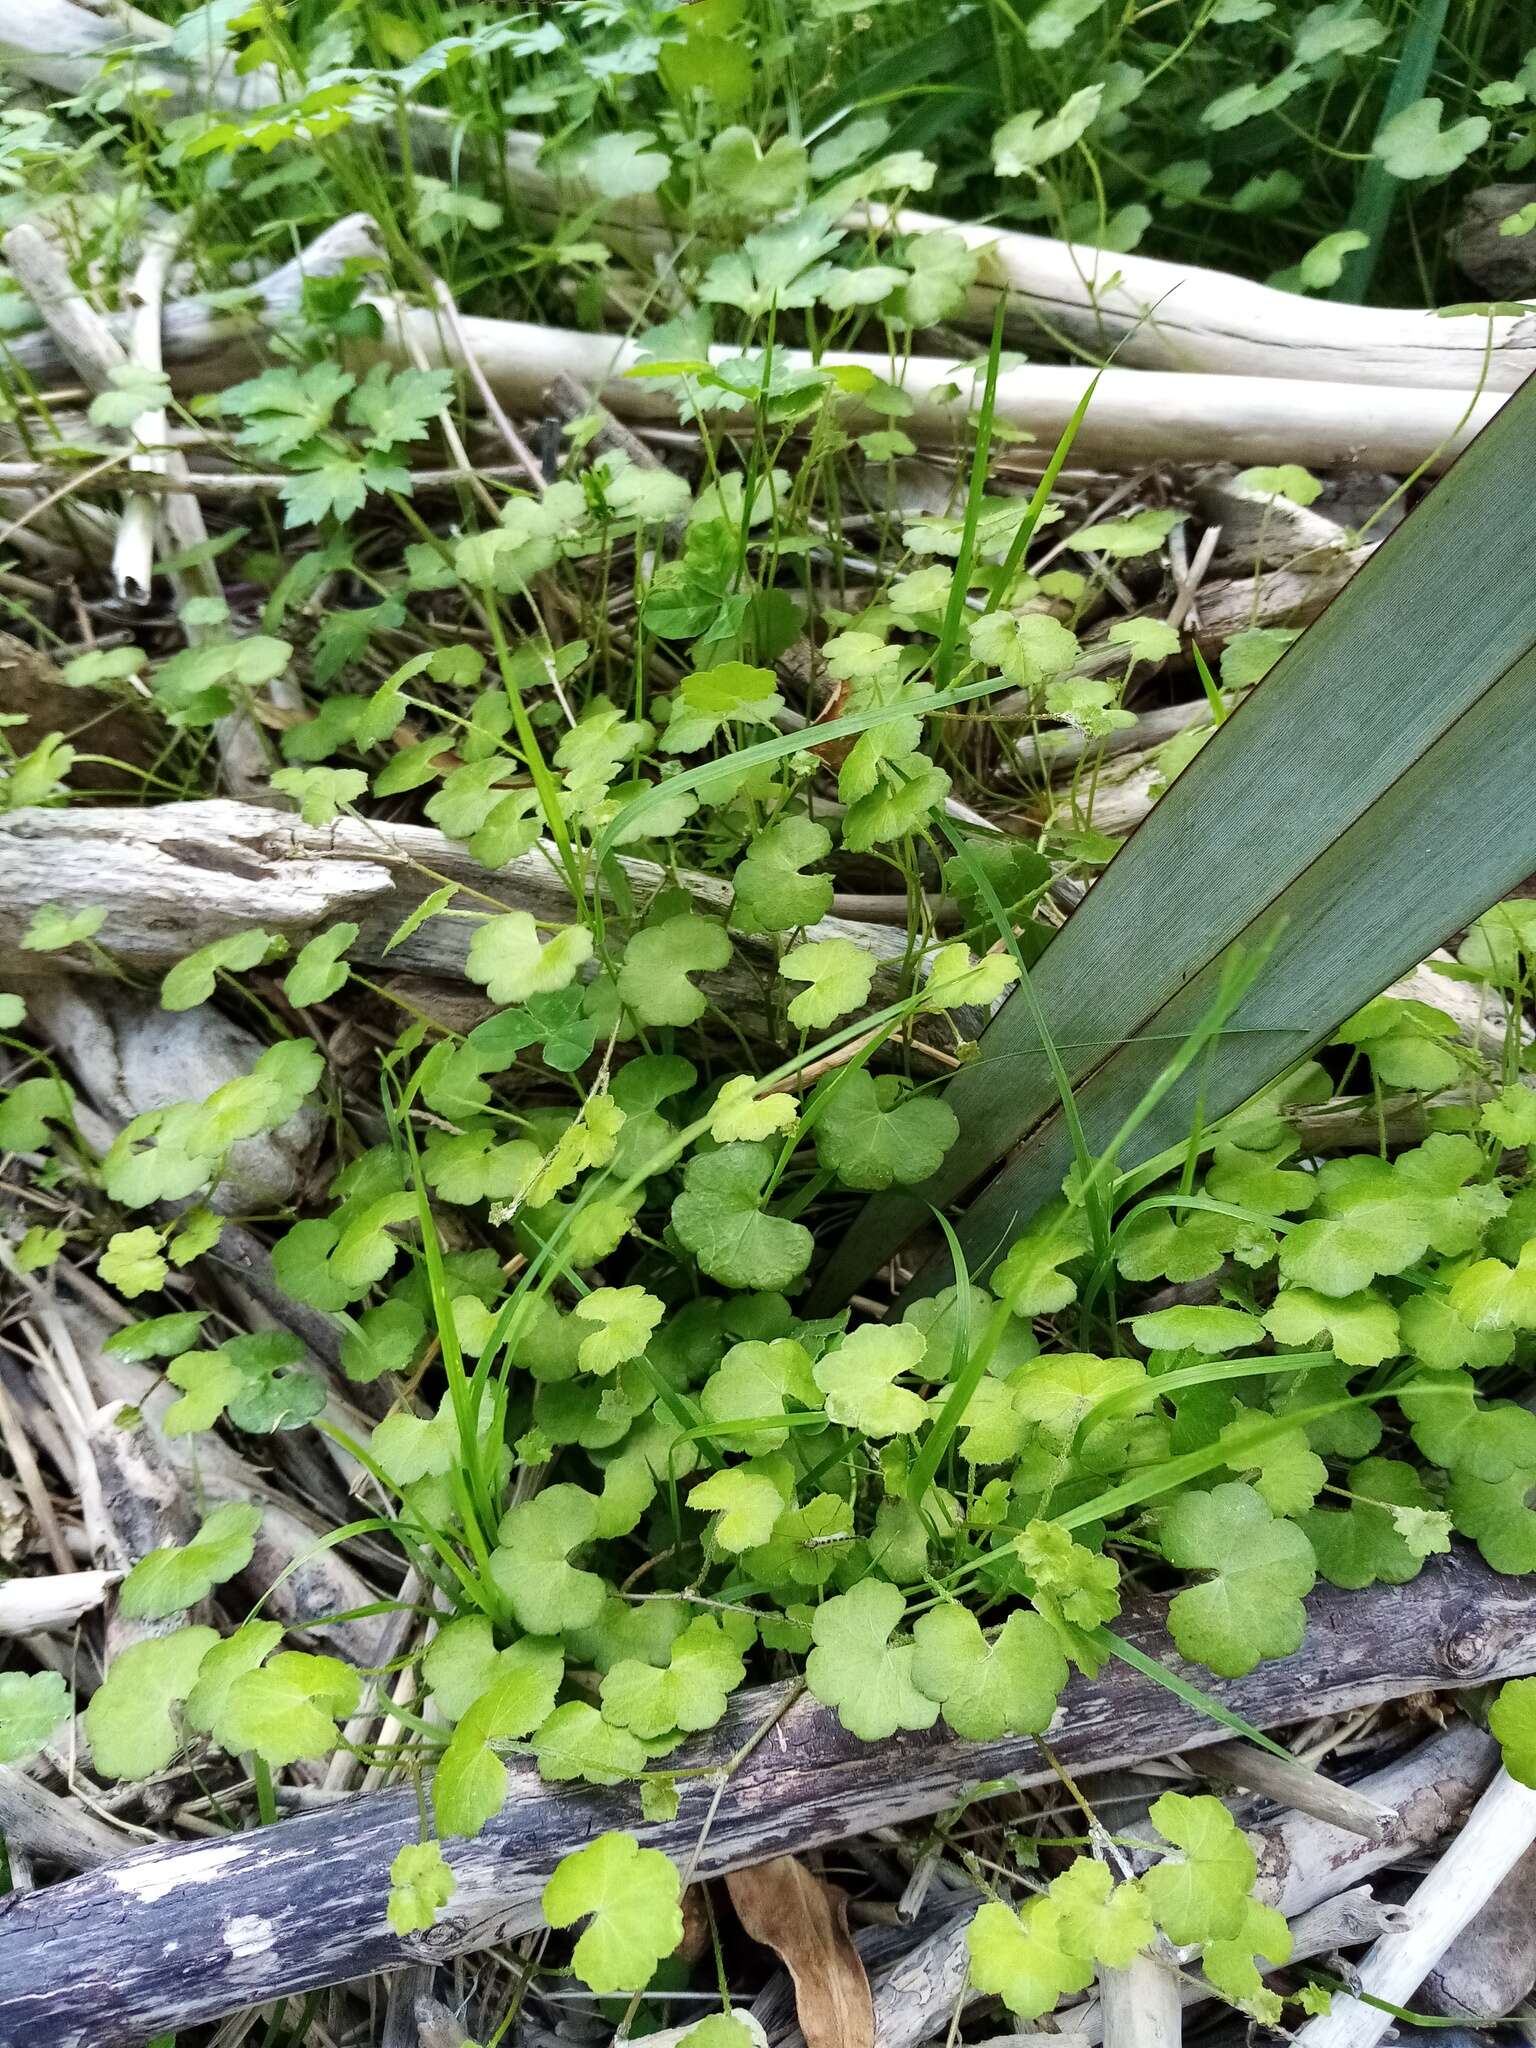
[5,4,1536,2036]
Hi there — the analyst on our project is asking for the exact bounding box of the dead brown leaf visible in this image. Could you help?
[725,1856,874,2048]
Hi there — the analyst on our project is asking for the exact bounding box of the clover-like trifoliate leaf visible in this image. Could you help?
[1117,1204,1263,1284]
[85,1626,219,1779]
[1490,1677,1536,1789]
[813,1321,928,1437]
[805,1579,940,1741]
[467,913,593,1005]
[1012,1352,1148,1451]
[749,1492,854,1589]
[1399,1287,1512,1374]
[99,1226,168,1298]
[165,1329,325,1436]
[424,1615,524,1721]
[662,661,782,753]
[671,1143,813,1291]
[1017,1520,1120,1626]
[1372,96,1489,180]
[1449,1464,1536,1574]
[778,937,876,1031]
[698,1337,821,1451]
[910,1604,1068,1740]
[213,1652,362,1766]
[968,1860,1151,2020]
[270,764,368,825]
[730,816,834,935]
[968,608,1079,689]
[543,1831,684,1994]
[1481,1086,1536,1149]
[1264,1286,1401,1368]
[490,1484,606,1635]
[1334,996,1461,1093]
[814,1070,959,1191]
[0,1669,70,1765]
[282,921,359,1007]
[119,1502,263,1618]
[1398,1373,1536,1480]
[1129,1305,1263,1355]
[599,1615,747,1739]
[1158,1482,1317,1677]
[992,84,1104,177]
[1297,1457,1443,1590]
[533,1701,647,1786]
[1204,1137,1316,1216]
[183,1622,283,1735]
[0,1073,74,1151]
[434,1638,565,1838]
[967,1898,1094,2020]
[1142,1791,1258,1944]
[389,1840,456,1936]
[992,1199,1093,1316]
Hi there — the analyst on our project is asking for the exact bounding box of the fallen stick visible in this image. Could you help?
[0,1571,114,1636]
[0,1769,132,1875]
[490,134,1536,395]
[1099,1953,1180,2048]
[1,222,266,792]
[1422,1839,1536,2018]
[0,1554,1532,2048]
[850,1720,1497,2048]
[12,0,1533,397]
[0,800,915,1027]
[1295,1769,1536,2048]
[1181,1738,1395,1842]
[5,267,1508,473]
[373,310,1509,475]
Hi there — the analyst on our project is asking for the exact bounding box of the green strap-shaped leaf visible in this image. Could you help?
[818,376,1536,1304]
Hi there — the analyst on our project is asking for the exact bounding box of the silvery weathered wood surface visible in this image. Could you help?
[0,801,912,1025]
[2,1552,1533,2048]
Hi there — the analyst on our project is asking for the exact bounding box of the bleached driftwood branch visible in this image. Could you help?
[342,310,1512,474]
[1422,1839,1536,2019]
[11,0,1533,396]
[1,238,1508,472]
[1295,1769,1536,2048]
[0,801,915,1028]
[0,1555,1531,2048]
[843,1720,1498,2048]
[1,222,268,791]
[0,1571,114,1635]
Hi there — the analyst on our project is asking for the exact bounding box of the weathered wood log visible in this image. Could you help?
[0,801,913,1028]
[1,1553,1532,2048]
[25,979,324,1214]
[10,0,1533,397]
[369,311,1508,475]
